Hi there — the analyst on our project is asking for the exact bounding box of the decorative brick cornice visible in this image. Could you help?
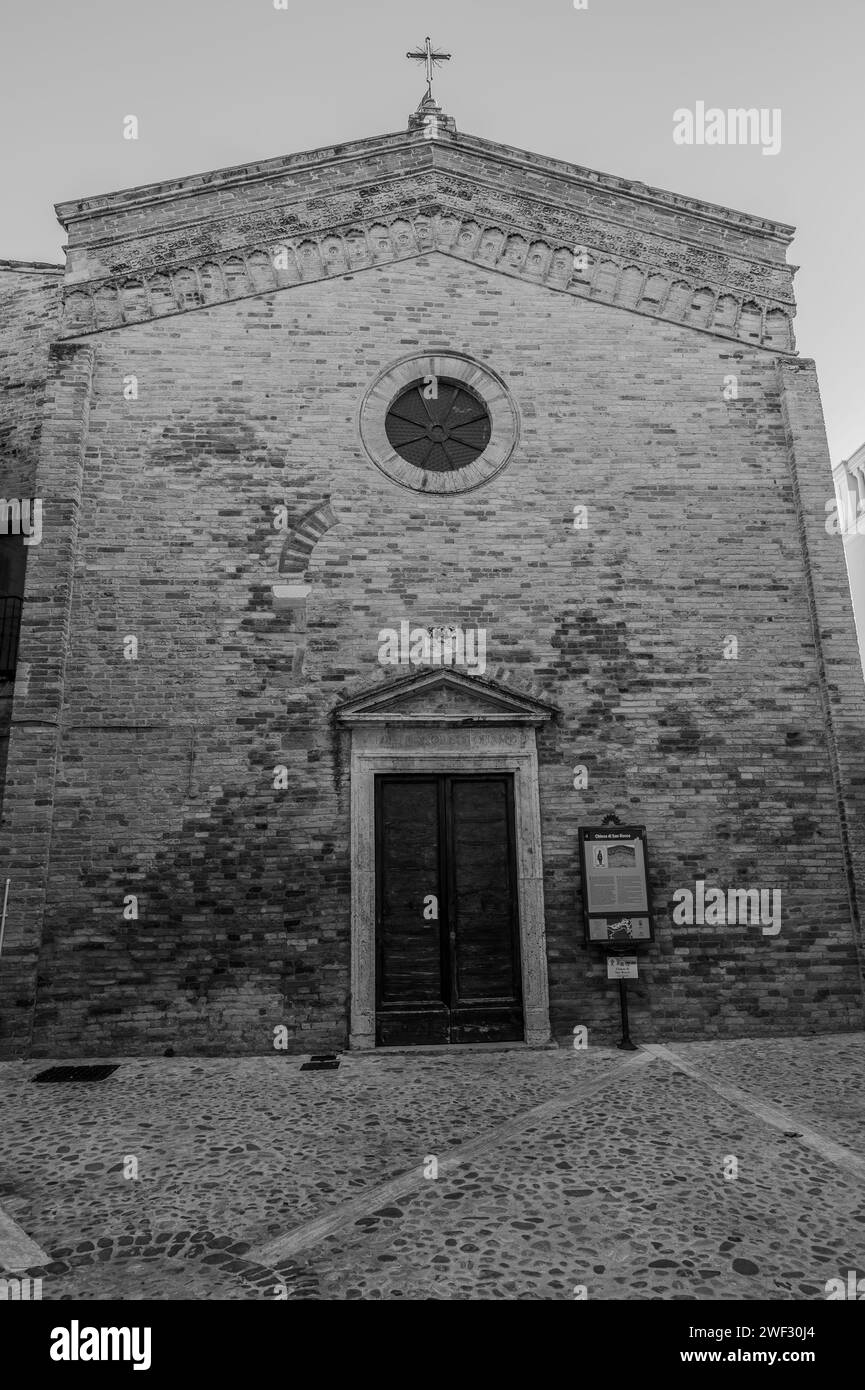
[59,202,795,352]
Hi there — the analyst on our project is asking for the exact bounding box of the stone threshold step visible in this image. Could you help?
[347,1041,561,1057]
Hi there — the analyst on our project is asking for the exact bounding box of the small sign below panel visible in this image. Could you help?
[606,955,639,980]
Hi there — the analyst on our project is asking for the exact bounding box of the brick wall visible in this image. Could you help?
[0,342,93,1053]
[3,253,861,1054]
[0,264,62,817]
[0,263,62,493]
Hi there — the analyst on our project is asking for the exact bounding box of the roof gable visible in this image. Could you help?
[56,122,796,353]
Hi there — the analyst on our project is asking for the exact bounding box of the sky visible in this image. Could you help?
[1,0,863,464]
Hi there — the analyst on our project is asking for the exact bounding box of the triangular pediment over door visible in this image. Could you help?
[334,668,558,726]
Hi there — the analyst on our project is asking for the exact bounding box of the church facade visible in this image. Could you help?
[1,94,864,1056]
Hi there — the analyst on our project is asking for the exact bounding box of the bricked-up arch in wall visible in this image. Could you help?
[278,500,338,576]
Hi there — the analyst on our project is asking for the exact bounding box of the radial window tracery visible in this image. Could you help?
[385,378,492,473]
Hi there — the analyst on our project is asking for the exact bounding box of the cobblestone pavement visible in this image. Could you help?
[0,1034,863,1300]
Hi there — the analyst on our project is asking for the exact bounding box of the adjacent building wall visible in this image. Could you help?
[832,441,865,679]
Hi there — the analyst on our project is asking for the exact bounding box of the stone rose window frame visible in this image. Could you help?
[358,351,520,494]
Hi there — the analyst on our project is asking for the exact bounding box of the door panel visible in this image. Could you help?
[376,778,449,1045]
[450,777,520,998]
[448,778,523,1042]
[375,774,523,1045]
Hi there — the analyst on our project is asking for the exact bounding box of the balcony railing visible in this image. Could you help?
[0,596,23,680]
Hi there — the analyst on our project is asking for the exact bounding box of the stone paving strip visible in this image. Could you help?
[0,1207,48,1272]
[250,1049,654,1264]
[645,1044,865,1183]
[670,1034,865,1158]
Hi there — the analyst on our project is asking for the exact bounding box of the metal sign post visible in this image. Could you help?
[606,951,639,1050]
[617,980,637,1050]
[580,822,654,1051]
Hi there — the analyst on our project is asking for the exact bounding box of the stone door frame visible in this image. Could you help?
[336,671,556,1049]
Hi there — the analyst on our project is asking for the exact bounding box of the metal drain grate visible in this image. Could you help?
[32,1065,119,1083]
[300,1054,340,1071]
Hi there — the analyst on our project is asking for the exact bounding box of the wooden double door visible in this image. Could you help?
[375,774,524,1045]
